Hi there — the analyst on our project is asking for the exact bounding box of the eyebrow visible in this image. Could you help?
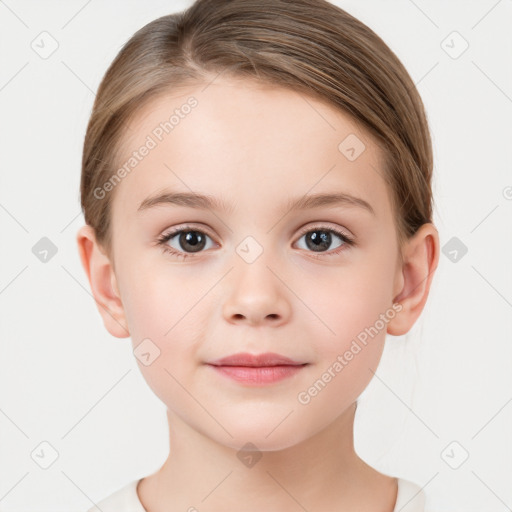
[137,190,375,216]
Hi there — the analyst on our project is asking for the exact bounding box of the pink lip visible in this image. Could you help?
[207,352,305,367]
[206,352,308,386]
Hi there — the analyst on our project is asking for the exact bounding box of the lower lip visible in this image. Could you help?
[207,364,307,385]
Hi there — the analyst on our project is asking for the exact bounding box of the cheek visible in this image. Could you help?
[305,252,396,385]
[309,257,396,340]
[300,284,391,414]
[119,259,198,337]
[119,263,209,365]
[120,270,203,406]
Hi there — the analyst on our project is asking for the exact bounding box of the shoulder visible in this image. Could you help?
[83,476,422,512]
[84,479,146,512]
[393,478,426,512]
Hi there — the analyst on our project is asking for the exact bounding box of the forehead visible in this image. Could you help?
[111,77,390,223]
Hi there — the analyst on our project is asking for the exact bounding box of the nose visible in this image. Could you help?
[222,256,291,327]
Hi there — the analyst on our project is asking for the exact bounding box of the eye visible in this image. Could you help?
[156,225,216,260]
[156,224,355,261]
[294,225,354,257]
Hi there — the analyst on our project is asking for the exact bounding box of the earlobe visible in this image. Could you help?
[387,223,440,336]
[76,225,130,339]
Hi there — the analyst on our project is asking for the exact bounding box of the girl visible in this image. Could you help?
[77,0,439,510]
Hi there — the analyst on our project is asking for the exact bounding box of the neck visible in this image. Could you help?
[138,403,398,512]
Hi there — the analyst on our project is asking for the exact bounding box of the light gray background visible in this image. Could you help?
[1,1,511,510]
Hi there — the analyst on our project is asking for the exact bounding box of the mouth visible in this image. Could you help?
[205,352,309,386]
[207,352,306,367]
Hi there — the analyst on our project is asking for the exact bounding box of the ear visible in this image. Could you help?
[387,223,440,336]
[76,225,130,338]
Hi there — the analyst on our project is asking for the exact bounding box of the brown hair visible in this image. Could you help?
[80,0,433,259]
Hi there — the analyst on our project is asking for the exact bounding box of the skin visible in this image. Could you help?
[77,76,439,512]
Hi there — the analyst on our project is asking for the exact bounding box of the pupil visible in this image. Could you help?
[307,230,330,251]
[181,231,205,252]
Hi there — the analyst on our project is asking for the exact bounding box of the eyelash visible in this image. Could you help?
[156,224,355,260]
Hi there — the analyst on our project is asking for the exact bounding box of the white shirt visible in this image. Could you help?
[86,477,425,511]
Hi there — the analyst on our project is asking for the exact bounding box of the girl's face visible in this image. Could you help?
[107,77,404,450]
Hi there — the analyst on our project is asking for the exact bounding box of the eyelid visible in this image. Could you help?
[160,222,353,243]
[161,222,217,240]
[294,222,354,244]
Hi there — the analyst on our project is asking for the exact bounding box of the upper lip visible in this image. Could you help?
[207,352,306,367]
